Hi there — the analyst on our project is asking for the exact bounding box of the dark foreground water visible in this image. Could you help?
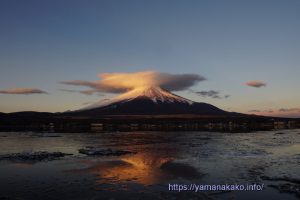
[0,130,299,200]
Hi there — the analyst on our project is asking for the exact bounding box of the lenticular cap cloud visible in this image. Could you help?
[61,71,206,94]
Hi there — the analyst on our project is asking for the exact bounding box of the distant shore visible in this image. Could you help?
[1,112,299,132]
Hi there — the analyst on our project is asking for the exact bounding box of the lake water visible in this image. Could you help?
[0,130,299,200]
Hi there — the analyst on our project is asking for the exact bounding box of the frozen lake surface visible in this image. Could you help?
[0,130,299,199]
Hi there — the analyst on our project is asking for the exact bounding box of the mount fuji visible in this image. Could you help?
[71,86,232,116]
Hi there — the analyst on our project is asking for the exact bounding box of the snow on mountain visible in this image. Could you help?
[80,86,193,111]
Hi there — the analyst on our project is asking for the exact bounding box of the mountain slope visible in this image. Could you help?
[72,86,230,116]
[80,86,193,110]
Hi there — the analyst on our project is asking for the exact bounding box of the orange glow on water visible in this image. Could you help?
[87,152,174,185]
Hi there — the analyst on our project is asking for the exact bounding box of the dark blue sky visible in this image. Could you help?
[0,0,299,116]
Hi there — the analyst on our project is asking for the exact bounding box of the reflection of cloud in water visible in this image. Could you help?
[68,151,202,186]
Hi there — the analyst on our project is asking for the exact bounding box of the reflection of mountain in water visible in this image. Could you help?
[68,151,202,186]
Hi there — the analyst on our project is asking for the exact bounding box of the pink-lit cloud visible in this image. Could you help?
[248,108,300,118]
[278,108,300,112]
[60,71,206,94]
[245,81,267,88]
[0,88,47,95]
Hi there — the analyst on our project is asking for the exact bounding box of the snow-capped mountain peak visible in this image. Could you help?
[132,86,193,104]
[80,86,193,111]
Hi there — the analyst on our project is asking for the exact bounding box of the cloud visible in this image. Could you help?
[248,109,261,113]
[248,108,300,118]
[246,81,267,88]
[0,88,47,95]
[82,102,94,105]
[60,71,206,94]
[80,90,99,95]
[279,108,300,112]
[60,80,99,89]
[191,90,230,99]
[248,109,273,113]
[59,89,102,95]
